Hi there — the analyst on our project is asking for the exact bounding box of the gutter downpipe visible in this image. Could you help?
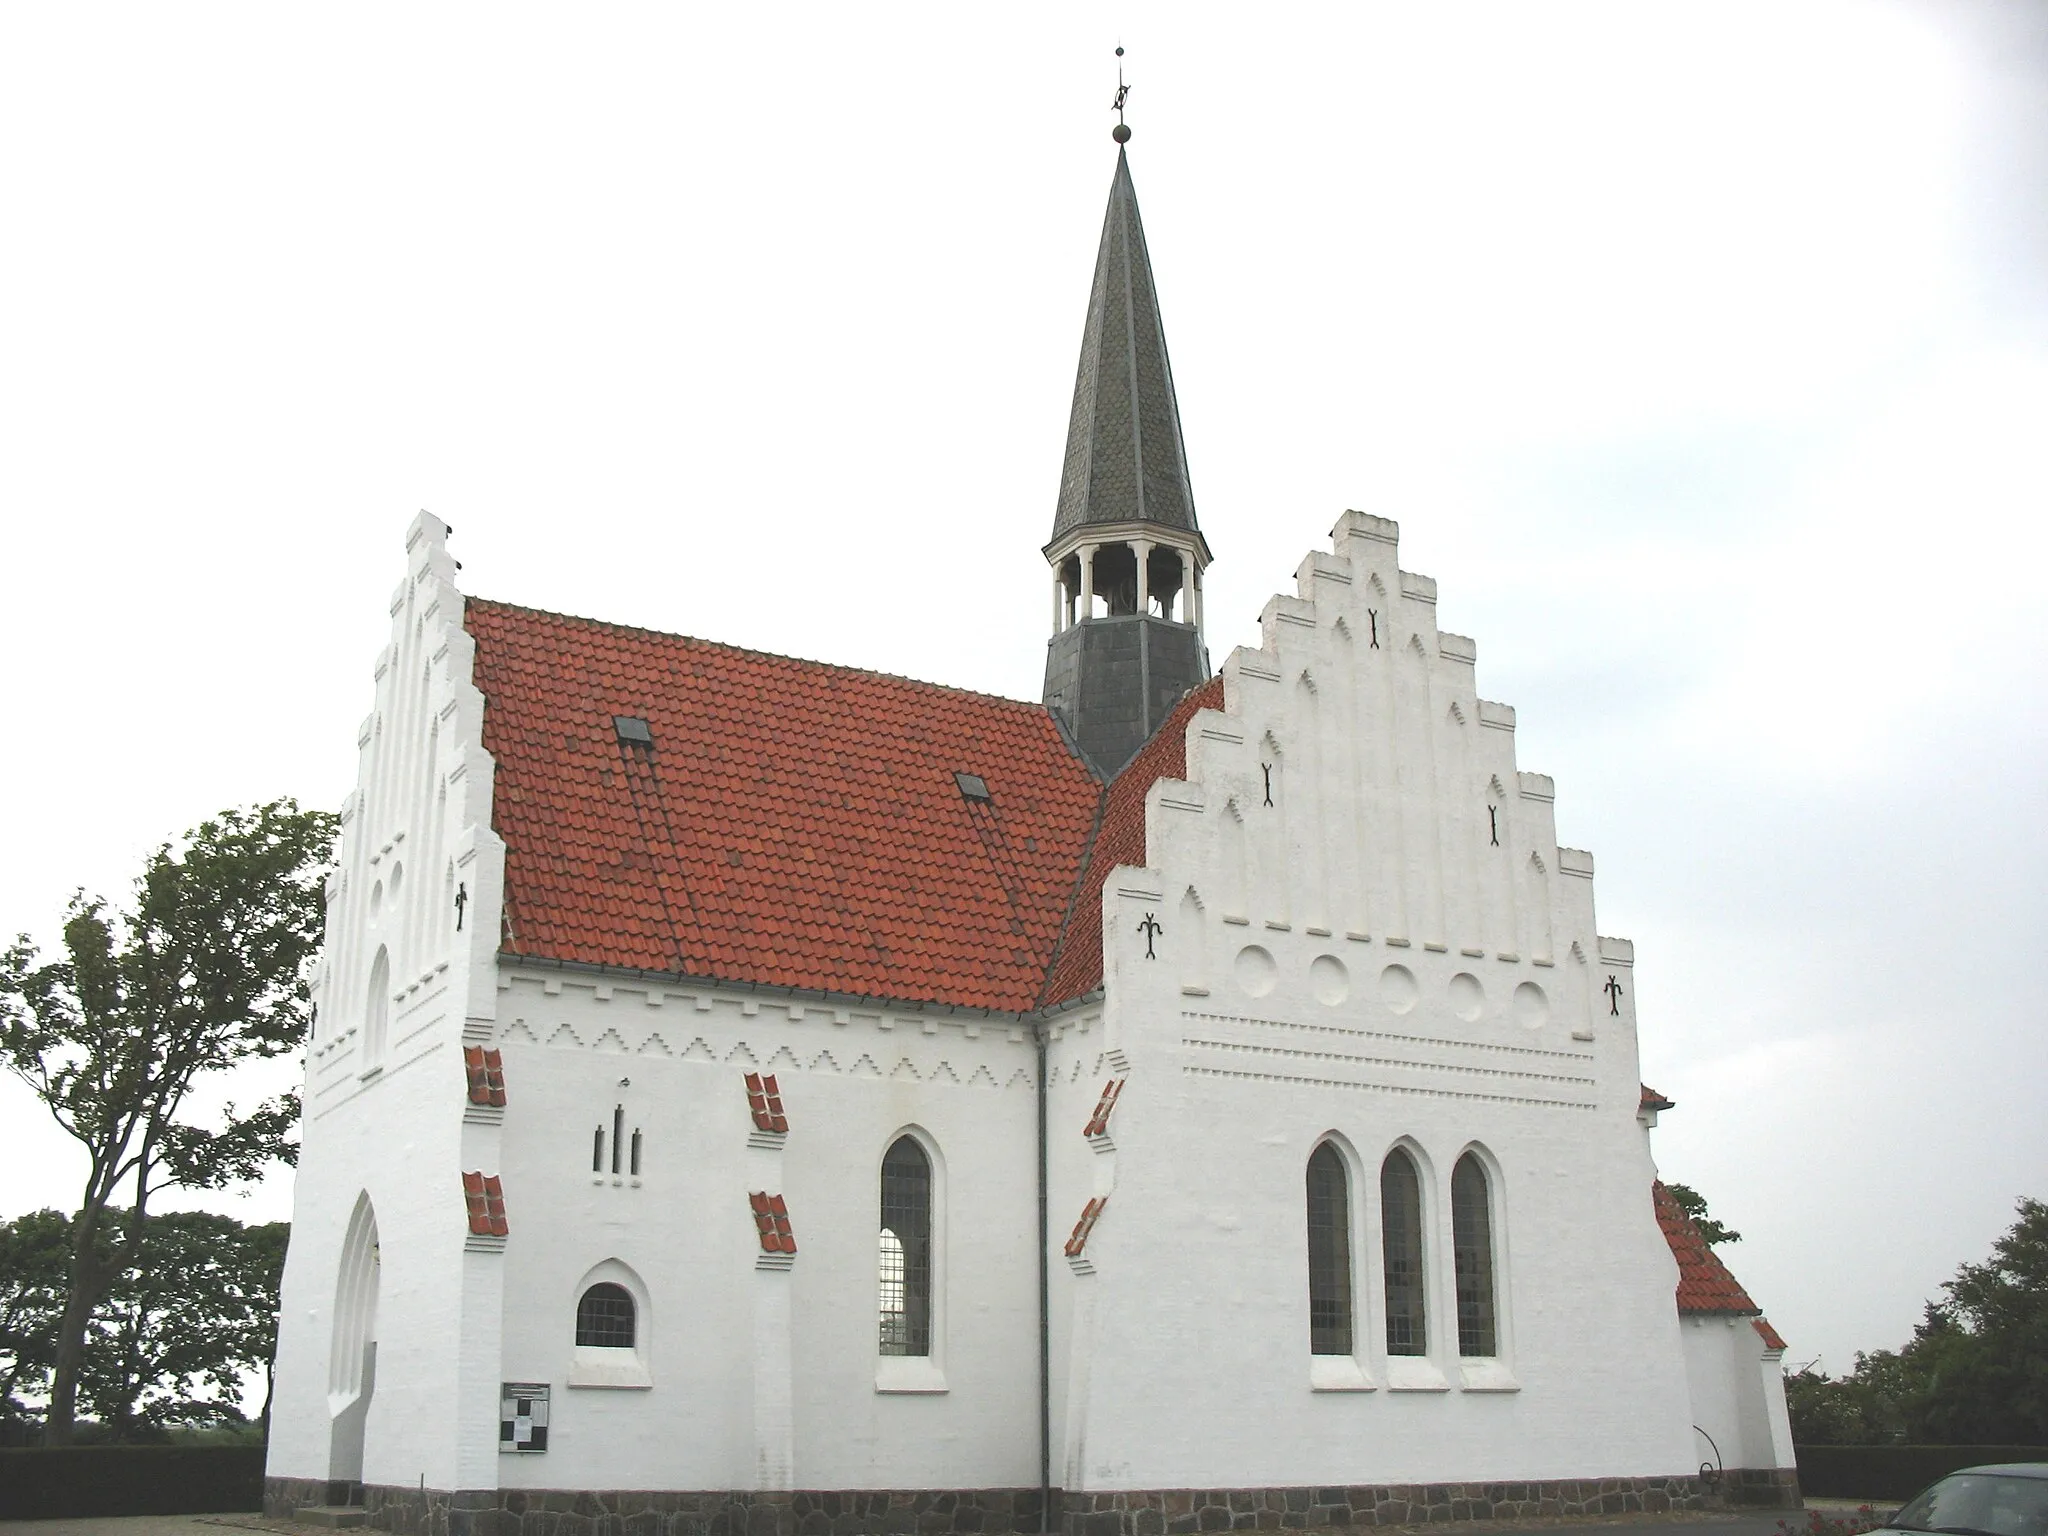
[1037,1021,1052,1536]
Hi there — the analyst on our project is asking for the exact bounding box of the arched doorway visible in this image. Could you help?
[326,1194,380,1487]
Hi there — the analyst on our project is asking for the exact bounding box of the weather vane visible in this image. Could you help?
[1111,45,1132,144]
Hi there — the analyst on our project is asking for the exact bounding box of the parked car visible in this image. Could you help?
[1888,1465,2048,1536]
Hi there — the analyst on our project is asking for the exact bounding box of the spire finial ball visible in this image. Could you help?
[1112,123,1131,144]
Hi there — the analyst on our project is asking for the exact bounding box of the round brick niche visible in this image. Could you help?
[1379,963,1418,1014]
[1449,971,1485,1022]
[1513,980,1550,1029]
[1310,954,1349,1006]
[1234,944,1278,998]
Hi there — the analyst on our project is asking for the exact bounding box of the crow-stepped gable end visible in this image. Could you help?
[1043,146,1212,779]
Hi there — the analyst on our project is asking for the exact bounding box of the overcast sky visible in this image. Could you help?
[2,3,2043,1382]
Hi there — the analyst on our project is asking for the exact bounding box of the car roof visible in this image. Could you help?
[1947,1464,2048,1478]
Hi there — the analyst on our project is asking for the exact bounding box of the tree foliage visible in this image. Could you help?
[0,799,335,1444]
[1666,1181,1743,1247]
[82,1211,291,1439]
[0,1208,287,1440]
[0,1210,77,1423]
[1789,1197,2048,1445]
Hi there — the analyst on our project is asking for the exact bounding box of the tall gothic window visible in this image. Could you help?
[1381,1148,1427,1356]
[1306,1143,1353,1355]
[575,1283,635,1348]
[1452,1153,1498,1357]
[878,1136,932,1356]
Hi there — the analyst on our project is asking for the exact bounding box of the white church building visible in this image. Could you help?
[266,137,1799,1535]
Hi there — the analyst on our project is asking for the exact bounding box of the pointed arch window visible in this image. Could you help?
[878,1137,931,1356]
[1306,1143,1353,1355]
[575,1283,635,1349]
[1381,1148,1427,1356]
[1452,1153,1498,1357]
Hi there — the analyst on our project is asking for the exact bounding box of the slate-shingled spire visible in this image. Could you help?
[1042,144,1213,779]
[1051,147,1203,543]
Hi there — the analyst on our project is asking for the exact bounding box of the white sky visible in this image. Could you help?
[1,2,2043,1383]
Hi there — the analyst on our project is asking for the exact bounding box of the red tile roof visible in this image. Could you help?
[1653,1179,1763,1315]
[462,1172,508,1237]
[465,600,1104,1013]
[1640,1084,1675,1113]
[1040,678,1225,1007]
[744,1072,788,1134]
[1065,1195,1108,1257]
[749,1192,796,1254]
[1754,1316,1789,1352]
[1083,1077,1126,1139]
[463,1046,506,1106]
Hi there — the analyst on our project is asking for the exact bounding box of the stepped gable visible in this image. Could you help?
[1042,677,1225,1007]
[1653,1178,1775,1322]
[465,599,1101,1013]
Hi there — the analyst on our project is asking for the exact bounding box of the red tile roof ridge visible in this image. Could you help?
[1030,786,1113,1012]
[1652,1179,1764,1317]
[1039,676,1228,1008]
[465,595,1076,721]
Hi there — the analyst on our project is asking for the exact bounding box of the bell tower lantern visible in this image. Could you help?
[1042,139,1213,777]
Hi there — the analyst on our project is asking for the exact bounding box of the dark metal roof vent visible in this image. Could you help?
[613,715,654,748]
[954,772,991,803]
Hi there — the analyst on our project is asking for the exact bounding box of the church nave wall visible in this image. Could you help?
[486,965,1045,1491]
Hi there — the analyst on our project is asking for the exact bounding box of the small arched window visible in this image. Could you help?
[1306,1143,1353,1355]
[1381,1148,1427,1356]
[364,946,390,1063]
[575,1282,635,1348]
[1452,1153,1498,1357]
[878,1136,932,1356]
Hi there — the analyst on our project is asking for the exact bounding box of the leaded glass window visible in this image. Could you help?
[1452,1153,1498,1357]
[1381,1148,1426,1356]
[575,1283,634,1348]
[879,1136,932,1356]
[1306,1143,1353,1355]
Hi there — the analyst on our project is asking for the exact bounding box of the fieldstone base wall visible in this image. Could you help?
[266,1481,1049,1536]
[1710,1468,1802,1510]
[1056,1476,1713,1535]
[264,1473,1784,1536]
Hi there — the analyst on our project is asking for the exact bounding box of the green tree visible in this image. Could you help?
[81,1211,290,1439]
[1666,1181,1743,1246]
[0,1209,77,1423]
[0,800,335,1445]
[1787,1197,2046,1446]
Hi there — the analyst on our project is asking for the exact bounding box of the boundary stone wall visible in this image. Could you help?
[2,1445,266,1519]
[1795,1446,2048,1502]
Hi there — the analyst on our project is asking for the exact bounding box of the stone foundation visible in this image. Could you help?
[265,1481,1051,1536]
[1053,1476,1712,1535]
[1708,1468,1802,1510]
[266,1472,1794,1536]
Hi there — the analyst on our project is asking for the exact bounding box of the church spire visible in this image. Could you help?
[1041,88,1213,780]
[1048,145,1205,547]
